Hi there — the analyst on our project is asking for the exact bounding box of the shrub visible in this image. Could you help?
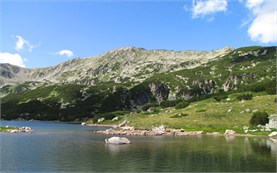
[266,88,276,95]
[196,109,206,112]
[170,113,188,118]
[92,112,116,123]
[249,111,269,126]
[175,101,190,109]
[160,99,183,108]
[237,93,253,101]
[142,103,158,111]
[213,95,228,102]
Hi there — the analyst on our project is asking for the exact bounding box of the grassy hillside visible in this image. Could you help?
[0,46,276,124]
[94,92,276,134]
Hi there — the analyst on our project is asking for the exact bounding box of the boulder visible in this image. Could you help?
[118,119,128,127]
[224,129,236,135]
[112,117,119,121]
[152,125,166,135]
[268,132,277,138]
[97,118,105,123]
[105,136,131,144]
[9,130,19,133]
[211,132,220,135]
[244,108,252,113]
[195,131,205,135]
[121,126,134,131]
[266,114,277,129]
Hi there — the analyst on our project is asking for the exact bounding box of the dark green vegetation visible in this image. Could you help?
[237,93,253,101]
[175,101,190,109]
[1,46,276,130]
[249,111,269,126]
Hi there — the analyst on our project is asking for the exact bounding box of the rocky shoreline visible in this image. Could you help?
[2,126,32,133]
[87,123,256,137]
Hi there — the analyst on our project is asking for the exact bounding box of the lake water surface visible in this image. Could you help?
[0,121,276,172]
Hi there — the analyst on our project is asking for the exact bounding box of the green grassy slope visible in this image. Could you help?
[0,46,276,123]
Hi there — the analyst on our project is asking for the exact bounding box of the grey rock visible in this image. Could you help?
[224,129,236,135]
[268,132,277,138]
[112,117,119,121]
[97,118,105,123]
[266,114,277,129]
[152,125,166,135]
[244,108,252,113]
[105,136,131,144]
[118,119,128,127]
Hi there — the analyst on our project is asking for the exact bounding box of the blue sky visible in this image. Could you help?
[0,0,276,68]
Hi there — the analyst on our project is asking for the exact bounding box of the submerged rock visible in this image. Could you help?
[105,136,131,144]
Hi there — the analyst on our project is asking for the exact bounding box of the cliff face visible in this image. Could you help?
[0,46,276,121]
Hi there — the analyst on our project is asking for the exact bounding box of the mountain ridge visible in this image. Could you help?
[0,46,234,87]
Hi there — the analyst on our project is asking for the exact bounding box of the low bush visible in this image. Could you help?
[237,93,253,101]
[142,103,158,111]
[213,95,228,102]
[175,101,190,109]
[160,99,183,108]
[170,113,188,118]
[266,88,276,95]
[249,111,269,126]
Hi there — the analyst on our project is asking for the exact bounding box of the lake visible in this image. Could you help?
[0,121,276,172]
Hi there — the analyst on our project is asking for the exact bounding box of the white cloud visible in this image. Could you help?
[246,0,264,9]
[245,0,277,43]
[56,50,74,57]
[15,35,35,52]
[0,52,26,67]
[192,0,228,18]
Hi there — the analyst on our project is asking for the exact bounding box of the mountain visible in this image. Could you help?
[0,46,233,87]
[0,46,276,121]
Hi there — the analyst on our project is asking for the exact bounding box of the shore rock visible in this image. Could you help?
[152,125,166,135]
[97,118,105,123]
[6,126,32,133]
[112,117,119,121]
[224,129,235,135]
[268,132,277,138]
[117,119,128,127]
[105,136,131,144]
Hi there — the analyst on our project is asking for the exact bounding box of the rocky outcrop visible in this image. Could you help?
[266,114,277,129]
[148,83,170,103]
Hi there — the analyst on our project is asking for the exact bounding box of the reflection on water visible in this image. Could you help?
[0,121,276,172]
[249,137,277,154]
[225,135,235,142]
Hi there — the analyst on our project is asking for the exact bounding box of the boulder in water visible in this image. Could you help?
[105,136,131,144]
